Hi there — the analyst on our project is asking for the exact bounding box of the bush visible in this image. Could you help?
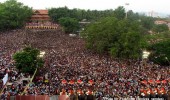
[13,47,44,74]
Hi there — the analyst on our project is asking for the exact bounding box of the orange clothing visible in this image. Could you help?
[68,90,74,95]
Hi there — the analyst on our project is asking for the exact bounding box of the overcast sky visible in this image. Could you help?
[1,0,170,14]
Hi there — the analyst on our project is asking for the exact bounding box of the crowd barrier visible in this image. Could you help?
[10,95,70,100]
[7,94,170,100]
[15,95,50,100]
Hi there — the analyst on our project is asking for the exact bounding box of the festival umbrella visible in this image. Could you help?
[88,80,94,85]
[148,80,154,84]
[161,80,167,84]
[69,80,75,85]
[141,80,147,84]
[77,80,83,84]
[156,80,161,84]
[61,80,67,84]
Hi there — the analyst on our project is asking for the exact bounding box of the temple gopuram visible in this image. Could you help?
[31,10,50,22]
[26,10,58,29]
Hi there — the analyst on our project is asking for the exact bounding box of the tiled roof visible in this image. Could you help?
[33,10,48,15]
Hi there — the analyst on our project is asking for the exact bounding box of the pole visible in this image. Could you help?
[21,68,37,95]
[49,55,53,96]
[48,62,51,96]
[126,12,128,19]
[125,3,129,19]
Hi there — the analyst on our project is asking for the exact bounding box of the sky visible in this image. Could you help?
[1,0,170,15]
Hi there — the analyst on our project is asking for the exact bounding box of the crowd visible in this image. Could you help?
[25,22,59,29]
[0,29,170,100]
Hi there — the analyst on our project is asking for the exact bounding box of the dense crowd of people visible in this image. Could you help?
[0,29,170,100]
[25,22,59,29]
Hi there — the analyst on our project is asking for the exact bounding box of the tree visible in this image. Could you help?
[140,16,155,31]
[58,17,79,33]
[13,47,44,74]
[153,24,169,33]
[127,10,140,21]
[113,6,126,20]
[48,7,69,22]
[81,17,146,59]
[145,31,170,66]
[48,7,115,22]
[148,39,170,66]
[0,0,32,31]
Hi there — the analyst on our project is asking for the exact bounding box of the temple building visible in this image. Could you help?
[26,9,58,29]
[30,9,50,23]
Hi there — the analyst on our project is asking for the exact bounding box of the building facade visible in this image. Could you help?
[31,10,50,23]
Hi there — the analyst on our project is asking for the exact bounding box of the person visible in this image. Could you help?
[78,90,86,100]
[167,89,170,100]
[86,91,95,100]
[69,89,76,100]
[0,91,7,100]
[60,89,67,95]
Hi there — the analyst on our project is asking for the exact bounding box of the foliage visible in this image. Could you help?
[0,0,32,31]
[139,16,155,31]
[127,10,140,21]
[152,24,169,33]
[58,17,79,33]
[48,6,156,35]
[145,31,170,44]
[48,7,115,22]
[81,17,146,59]
[48,7,70,22]
[145,31,170,66]
[148,39,170,66]
[113,6,126,20]
[13,47,44,74]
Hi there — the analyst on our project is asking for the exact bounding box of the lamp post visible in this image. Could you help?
[125,3,129,19]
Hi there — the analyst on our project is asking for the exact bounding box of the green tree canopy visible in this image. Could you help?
[153,24,169,33]
[113,6,126,20]
[81,17,146,59]
[0,0,32,31]
[148,39,170,66]
[126,10,140,21]
[48,7,69,22]
[58,17,79,33]
[13,47,44,74]
[140,16,155,31]
[145,31,170,66]
[48,6,116,22]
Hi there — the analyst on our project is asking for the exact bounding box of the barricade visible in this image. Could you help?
[49,95,58,100]
[10,96,15,100]
[12,95,70,100]
[15,95,50,100]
